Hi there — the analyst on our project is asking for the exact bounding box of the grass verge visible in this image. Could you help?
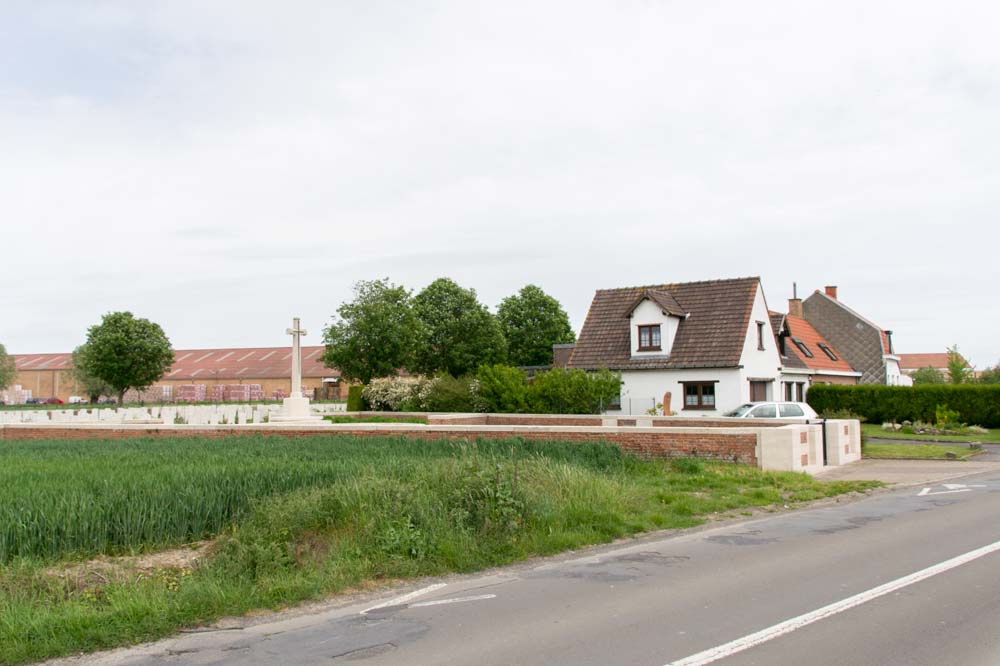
[0,435,878,664]
[861,424,999,444]
[862,442,980,460]
[324,415,428,424]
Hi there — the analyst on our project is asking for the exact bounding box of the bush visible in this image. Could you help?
[527,368,622,415]
[362,376,435,412]
[475,365,530,413]
[807,385,1000,428]
[424,375,479,412]
[346,385,366,412]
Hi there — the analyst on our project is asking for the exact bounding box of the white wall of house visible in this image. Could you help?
[618,368,743,416]
[629,299,680,357]
[736,283,783,402]
[885,356,910,386]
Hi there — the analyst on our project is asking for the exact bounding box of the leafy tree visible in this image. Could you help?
[76,312,174,405]
[978,363,1000,385]
[0,343,16,392]
[412,278,507,376]
[947,344,972,384]
[322,279,421,384]
[70,345,114,402]
[910,366,946,386]
[497,285,576,367]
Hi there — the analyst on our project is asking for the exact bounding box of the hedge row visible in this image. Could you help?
[806,384,1000,427]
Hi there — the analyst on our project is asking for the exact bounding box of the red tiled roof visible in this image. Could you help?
[898,352,965,371]
[784,314,856,373]
[568,277,760,370]
[12,346,336,381]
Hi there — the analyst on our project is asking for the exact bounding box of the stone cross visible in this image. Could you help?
[286,317,308,398]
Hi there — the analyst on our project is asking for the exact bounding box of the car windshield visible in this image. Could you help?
[724,404,755,417]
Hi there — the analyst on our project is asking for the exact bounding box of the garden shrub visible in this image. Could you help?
[475,364,530,413]
[424,375,479,412]
[807,384,1000,428]
[527,368,622,415]
[346,385,366,412]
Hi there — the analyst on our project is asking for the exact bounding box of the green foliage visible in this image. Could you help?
[322,279,420,384]
[71,346,113,402]
[412,278,507,376]
[818,407,868,423]
[946,344,972,384]
[424,374,478,412]
[497,285,576,366]
[76,312,174,405]
[475,364,530,413]
[910,366,946,385]
[0,343,15,391]
[807,384,1000,428]
[527,368,622,415]
[346,385,366,412]
[979,363,1000,385]
[934,404,962,428]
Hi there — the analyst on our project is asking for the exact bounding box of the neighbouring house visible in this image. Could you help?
[770,296,861,401]
[899,352,972,381]
[567,276,782,415]
[801,286,910,386]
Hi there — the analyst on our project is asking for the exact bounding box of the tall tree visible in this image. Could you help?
[946,344,972,384]
[0,343,16,392]
[76,312,174,405]
[497,285,576,366]
[412,278,507,376]
[322,279,420,384]
[909,366,946,385]
[71,345,113,402]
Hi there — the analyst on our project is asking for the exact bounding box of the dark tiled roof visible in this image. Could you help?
[784,314,856,373]
[624,288,687,318]
[568,277,760,370]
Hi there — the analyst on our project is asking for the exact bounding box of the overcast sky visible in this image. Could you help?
[2,1,998,367]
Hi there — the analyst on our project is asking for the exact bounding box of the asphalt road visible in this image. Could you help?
[57,470,1000,666]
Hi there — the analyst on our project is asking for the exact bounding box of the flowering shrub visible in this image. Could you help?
[362,376,437,411]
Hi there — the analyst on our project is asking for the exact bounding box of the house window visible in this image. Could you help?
[795,382,805,401]
[791,337,813,358]
[756,321,766,350]
[749,380,769,402]
[682,382,716,409]
[638,325,661,351]
[817,342,838,361]
[784,382,794,401]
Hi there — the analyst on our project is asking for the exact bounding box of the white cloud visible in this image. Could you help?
[1,0,998,365]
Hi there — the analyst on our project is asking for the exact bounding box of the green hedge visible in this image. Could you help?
[346,385,366,412]
[806,385,1000,427]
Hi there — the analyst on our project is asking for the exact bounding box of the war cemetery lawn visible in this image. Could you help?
[0,434,879,664]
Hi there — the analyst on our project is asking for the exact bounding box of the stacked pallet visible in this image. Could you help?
[175,384,207,403]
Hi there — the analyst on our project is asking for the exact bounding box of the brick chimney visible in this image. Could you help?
[788,298,803,318]
[824,285,838,300]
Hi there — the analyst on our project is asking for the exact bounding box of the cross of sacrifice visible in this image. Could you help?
[286,317,308,398]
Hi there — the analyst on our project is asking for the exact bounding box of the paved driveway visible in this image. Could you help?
[814,458,1000,485]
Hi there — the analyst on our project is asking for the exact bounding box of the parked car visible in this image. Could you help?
[68,396,86,404]
[41,397,64,405]
[723,401,817,419]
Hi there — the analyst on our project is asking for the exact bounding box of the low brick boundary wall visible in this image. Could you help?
[0,424,760,466]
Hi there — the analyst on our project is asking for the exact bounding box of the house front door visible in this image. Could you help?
[750,380,769,402]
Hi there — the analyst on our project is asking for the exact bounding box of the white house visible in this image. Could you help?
[567,277,783,416]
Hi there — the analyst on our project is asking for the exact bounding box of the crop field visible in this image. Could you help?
[0,435,879,664]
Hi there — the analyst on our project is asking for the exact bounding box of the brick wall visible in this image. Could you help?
[0,425,759,465]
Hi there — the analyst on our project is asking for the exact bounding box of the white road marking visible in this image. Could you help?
[410,594,497,608]
[917,483,987,497]
[360,583,447,615]
[664,538,1000,666]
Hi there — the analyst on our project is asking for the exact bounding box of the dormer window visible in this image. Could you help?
[817,342,838,361]
[791,337,813,358]
[638,325,662,351]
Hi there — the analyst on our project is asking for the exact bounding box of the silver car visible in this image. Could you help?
[723,401,818,419]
